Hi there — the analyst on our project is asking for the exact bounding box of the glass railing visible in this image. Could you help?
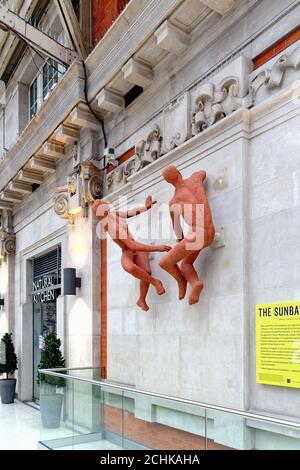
[38,368,300,450]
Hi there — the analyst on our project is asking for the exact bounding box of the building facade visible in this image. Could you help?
[0,0,300,449]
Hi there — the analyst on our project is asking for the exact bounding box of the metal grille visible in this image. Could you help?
[33,246,61,279]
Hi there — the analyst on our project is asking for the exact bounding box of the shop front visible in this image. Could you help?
[32,247,61,401]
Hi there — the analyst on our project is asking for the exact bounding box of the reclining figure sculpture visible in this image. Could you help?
[93,196,170,312]
[159,165,215,305]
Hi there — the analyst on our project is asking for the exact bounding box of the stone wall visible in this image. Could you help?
[103,81,300,448]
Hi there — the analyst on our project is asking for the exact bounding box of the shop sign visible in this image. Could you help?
[32,274,58,303]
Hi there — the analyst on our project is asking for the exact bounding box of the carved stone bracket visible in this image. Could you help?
[53,161,103,222]
[80,161,103,204]
[251,44,300,100]
[192,77,253,135]
[0,230,15,259]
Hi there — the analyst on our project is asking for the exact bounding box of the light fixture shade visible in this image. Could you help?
[63,268,81,295]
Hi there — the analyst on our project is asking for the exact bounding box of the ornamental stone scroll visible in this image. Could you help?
[251,44,300,101]
[192,76,253,135]
[53,161,103,222]
[0,230,15,258]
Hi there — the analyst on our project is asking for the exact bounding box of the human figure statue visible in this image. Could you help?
[93,196,170,312]
[159,165,215,305]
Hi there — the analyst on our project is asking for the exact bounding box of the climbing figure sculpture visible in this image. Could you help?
[159,165,215,305]
[93,196,170,312]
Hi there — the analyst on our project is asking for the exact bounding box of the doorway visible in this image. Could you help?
[32,247,61,401]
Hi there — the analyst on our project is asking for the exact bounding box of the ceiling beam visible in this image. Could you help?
[0,3,78,67]
[54,0,88,59]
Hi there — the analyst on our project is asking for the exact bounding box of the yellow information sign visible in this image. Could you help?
[256,302,300,388]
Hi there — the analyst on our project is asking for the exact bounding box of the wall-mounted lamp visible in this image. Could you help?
[0,298,4,307]
[63,268,81,296]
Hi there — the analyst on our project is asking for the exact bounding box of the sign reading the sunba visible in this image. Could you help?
[256,302,300,389]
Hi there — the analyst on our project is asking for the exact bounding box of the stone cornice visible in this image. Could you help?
[0,60,85,192]
[105,82,299,206]
[86,0,183,102]
[104,107,251,205]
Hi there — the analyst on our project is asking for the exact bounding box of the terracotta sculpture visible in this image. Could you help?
[93,196,170,312]
[159,165,215,305]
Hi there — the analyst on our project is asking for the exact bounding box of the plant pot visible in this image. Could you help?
[40,393,63,428]
[0,378,16,404]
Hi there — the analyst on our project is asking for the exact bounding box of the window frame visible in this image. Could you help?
[29,72,43,120]
[28,59,64,121]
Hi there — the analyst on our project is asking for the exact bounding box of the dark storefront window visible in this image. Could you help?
[32,247,61,401]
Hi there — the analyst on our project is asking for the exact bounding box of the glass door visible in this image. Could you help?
[33,296,60,401]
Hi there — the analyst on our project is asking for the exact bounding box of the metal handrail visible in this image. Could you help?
[39,367,300,431]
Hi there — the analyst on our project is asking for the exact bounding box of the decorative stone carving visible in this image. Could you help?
[106,125,162,191]
[53,161,103,222]
[163,92,190,151]
[134,125,162,172]
[67,174,77,195]
[80,162,103,203]
[106,166,124,190]
[123,159,136,180]
[251,45,300,99]
[0,230,15,258]
[53,191,70,219]
[192,77,252,134]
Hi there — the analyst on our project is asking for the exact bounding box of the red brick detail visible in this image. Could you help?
[106,146,135,173]
[100,238,107,379]
[103,405,232,450]
[253,27,300,70]
[92,0,130,47]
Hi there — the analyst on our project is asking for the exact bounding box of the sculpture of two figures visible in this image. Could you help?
[93,165,215,311]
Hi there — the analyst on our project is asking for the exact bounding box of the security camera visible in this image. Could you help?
[104,147,119,167]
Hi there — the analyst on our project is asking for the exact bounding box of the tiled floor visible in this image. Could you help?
[0,399,42,450]
[0,399,74,450]
[0,399,122,450]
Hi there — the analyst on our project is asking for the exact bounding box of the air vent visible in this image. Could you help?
[124,85,143,107]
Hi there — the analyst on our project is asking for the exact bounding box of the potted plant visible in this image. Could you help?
[37,333,65,428]
[0,333,18,404]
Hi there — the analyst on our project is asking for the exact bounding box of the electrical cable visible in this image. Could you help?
[0,14,108,168]
[81,60,108,160]
[56,0,76,51]
[28,45,43,74]
[0,20,65,74]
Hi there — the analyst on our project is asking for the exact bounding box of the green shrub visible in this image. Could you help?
[37,333,65,388]
[0,333,18,380]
